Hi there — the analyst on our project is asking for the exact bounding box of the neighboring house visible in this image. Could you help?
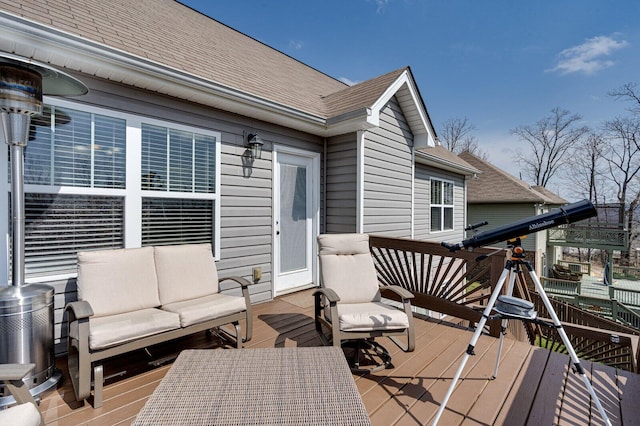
[458,152,567,275]
[0,1,478,351]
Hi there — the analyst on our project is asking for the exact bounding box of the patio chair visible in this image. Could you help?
[0,364,44,426]
[314,233,415,372]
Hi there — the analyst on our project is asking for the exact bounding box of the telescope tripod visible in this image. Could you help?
[431,242,612,426]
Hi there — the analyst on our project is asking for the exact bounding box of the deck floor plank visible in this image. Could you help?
[460,336,528,426]
[30,289,637,425]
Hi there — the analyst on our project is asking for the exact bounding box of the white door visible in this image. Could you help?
[273,148,319,295]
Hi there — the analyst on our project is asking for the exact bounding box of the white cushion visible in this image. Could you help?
[89,308,180,349]
[0,402,41,426]
[317,234,380,303]
[77,247,160,317]
[154,244,219,305]
[332,302,409,332]
[161,293,246,327]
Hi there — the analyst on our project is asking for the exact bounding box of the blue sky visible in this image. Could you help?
[181,0,640,187]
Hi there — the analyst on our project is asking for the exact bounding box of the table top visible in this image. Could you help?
[133,347,371,425]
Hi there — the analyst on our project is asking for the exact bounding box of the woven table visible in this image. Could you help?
[133,347,371,425]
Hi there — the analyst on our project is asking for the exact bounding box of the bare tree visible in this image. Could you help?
[564,131,607,203]
[438,117,487,158]
[511,107,589,187]
[609,82,640,115]
[601,116,640,261]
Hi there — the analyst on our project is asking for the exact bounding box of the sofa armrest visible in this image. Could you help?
[66,300,94,321]
[65,300,93,403]
[219,276,252,342]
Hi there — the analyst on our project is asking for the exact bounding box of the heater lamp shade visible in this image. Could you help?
[0,52,88,96]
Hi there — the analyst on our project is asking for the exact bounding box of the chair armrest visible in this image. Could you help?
[313,287,340,303]
[0,364,35,381]
[65,300,94,320]
[219,275,251,290]
[380,285,414,300]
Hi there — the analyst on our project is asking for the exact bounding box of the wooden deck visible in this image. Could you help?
[35,290,640,425]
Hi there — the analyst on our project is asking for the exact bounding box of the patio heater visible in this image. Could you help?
[0,53,88,405]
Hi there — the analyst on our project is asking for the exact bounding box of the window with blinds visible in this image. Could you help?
[12,101,220,280]
[430,179,454,232]
[141,124,216,193]
[142,198,213,246]
[141,123,217,247]
[21,194,124,277]
[25,105,126,188]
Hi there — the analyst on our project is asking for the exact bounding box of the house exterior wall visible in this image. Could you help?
[12,76,326,353]
[467,203,545,274]
[362,97,413,237]
[325,133,358,233]
[414,165,466,243]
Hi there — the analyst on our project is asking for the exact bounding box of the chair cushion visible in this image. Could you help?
[330,302,409,332]
[0,402,41,426]
[77,246,160,318]
[154,244,219,305]
[161,293,246,327]
[88,308,180,350]
[317,234,380,303]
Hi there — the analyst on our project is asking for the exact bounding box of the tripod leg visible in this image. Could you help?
[431,266,511,426]
[492,266,518,379]
[528,267,612,426]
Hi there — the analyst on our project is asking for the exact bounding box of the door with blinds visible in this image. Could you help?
[273,148,319,295]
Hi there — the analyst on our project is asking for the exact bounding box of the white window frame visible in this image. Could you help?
[1,98,221,283]
[430,177,455,233]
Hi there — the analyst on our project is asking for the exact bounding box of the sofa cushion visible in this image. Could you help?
[77,246,160,318]
[0,401,41,426]
[154,244,219,305]
[88,308,180,350]
[329,302,409,332]
[161,293,246,327]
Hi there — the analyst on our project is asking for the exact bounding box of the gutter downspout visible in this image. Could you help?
[323,137,327,234]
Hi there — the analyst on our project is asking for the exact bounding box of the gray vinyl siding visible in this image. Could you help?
[40,76,325,353]
[414,164,466,243]
[467,203,539,252]
[325,133,358,233]
[362,97,413,237]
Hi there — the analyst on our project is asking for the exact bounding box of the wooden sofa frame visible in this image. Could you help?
[65,245,252,408]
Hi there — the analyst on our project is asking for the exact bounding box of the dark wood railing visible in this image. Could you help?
[368,235,640,372]
[369,235,507,337]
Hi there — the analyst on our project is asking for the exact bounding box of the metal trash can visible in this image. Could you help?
[0,283,61,405]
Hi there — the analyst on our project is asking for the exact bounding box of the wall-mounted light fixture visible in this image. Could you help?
[246,132,263,159]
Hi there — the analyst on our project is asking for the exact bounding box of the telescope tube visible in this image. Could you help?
[442,199,597,252]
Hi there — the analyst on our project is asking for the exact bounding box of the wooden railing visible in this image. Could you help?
[369,235,506,337]
[368,236,640,372]
[613,265,640,280]
[557,260,591,275]
[523,290,639,372]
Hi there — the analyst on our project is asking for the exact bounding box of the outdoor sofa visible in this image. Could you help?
[65,243,252,408]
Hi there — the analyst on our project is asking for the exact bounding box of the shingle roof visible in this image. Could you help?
[458,151,565,204]
[0,0,415,122]
[416,145,479,175]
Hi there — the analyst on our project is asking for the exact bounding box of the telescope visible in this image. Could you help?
[441,199,597,252]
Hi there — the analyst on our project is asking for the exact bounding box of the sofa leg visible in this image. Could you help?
[92,365,103,408]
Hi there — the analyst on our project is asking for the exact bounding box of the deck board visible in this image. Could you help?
[32,289,637,425]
